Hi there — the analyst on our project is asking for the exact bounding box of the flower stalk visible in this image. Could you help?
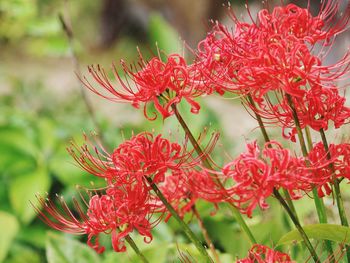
[273,189,320,263]
[319,128,350,263]
[192,206,222,263]
[247,94,300,220]
[145,177,213,263]
[286,94,335,261]
[124,235,150,263]
[171,104,257,245]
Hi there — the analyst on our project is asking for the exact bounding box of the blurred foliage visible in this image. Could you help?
[1,0,344,262]
[0,0,69,57]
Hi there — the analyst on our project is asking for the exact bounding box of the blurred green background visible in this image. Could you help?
[1,0,349,262]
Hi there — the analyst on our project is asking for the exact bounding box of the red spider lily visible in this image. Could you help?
[35,181,161,254]
[82,53,209,120]
[257,2,349,45]
[223,141,320,217]
[196,1,350,139]
[223,141,273,217]
[68,132,198,184]
[187,169,233,204]
[308,142,350,197]
[237,244,294,263]
[111,132,196,184]
[159,170,196,218]
[36,131,221,254]
[253,86,350,141]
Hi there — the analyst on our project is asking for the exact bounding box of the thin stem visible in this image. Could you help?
[59,3,149,261]
[171,104,257,244]
[58,5,103,137]
[249,94,329,260]
[226,205,257,244]
[319,128,350,263]
[286,94,334,261]
[274,189,320,263]
[145,177,213,262]
[124,235,150,263]
[247,94,300,221]
[285,94,308,156]
[304,127,330,225]
[192,206,221,263]
[246,95,270,143]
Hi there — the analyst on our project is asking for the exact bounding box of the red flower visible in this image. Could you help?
[237,244,294,263]
[308,142,350,197]
[67,132,197,184]
[257,2,349,44]
[82,53,208,120]
[35,181,160,254]
[196,2,350,139]
[223,141,317,217]
[111,132,196,184]
[36,132,216,253]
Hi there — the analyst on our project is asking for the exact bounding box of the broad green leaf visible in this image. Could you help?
[5,242,41,263]
[9,166,51,224]
[103,243,169,263]
[36,118,56,154]
[49,154,102,187]
[277,224,350,246]
[204,216,250,257]
[0,144,36,176]
[149,13,180,54]
[46,232,101,263]
[0,126,38,158]
[17,223,47,248]
[0,211,19,262]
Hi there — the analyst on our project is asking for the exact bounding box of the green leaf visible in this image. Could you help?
[9,166,51,224]
[277,224,350,246]
[148,13,180,54]
[5,242,41,263]
[0,126,38,159]
[49,154,102,187]
[0,211,19,262]
[46,232,101,263]
[103,243,169,263]
[204,216,250,257]
[17,223,47,248]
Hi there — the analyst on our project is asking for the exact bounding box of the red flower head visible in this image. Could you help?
[67,132,197,185]
[196,1,350,139]
[308,141,350,197]
[237,244,294,263]
[111,132,195,184]
[223,141,317,217]
[82,53,209,120]
[35,181,160,254]
[36,131,216,254]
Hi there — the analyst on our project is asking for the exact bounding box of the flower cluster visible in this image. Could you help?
[222,141,332,217]
[83,53,213,120]
[197,2,350,140]
[237,244,294,263]
[35,0,350,261]
[36,132,222,253]
[308,141,350,196]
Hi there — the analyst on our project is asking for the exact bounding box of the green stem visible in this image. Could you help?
[319,128,350,263]
[171,104,257,244]
[192,207,222,263]
[304,127,330,225]
[226,205,257,244]
[124,235,150,263]
[247,94,299,220]
[273,189,320,262]
[145,177,213,262]
[285,94,333,261]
